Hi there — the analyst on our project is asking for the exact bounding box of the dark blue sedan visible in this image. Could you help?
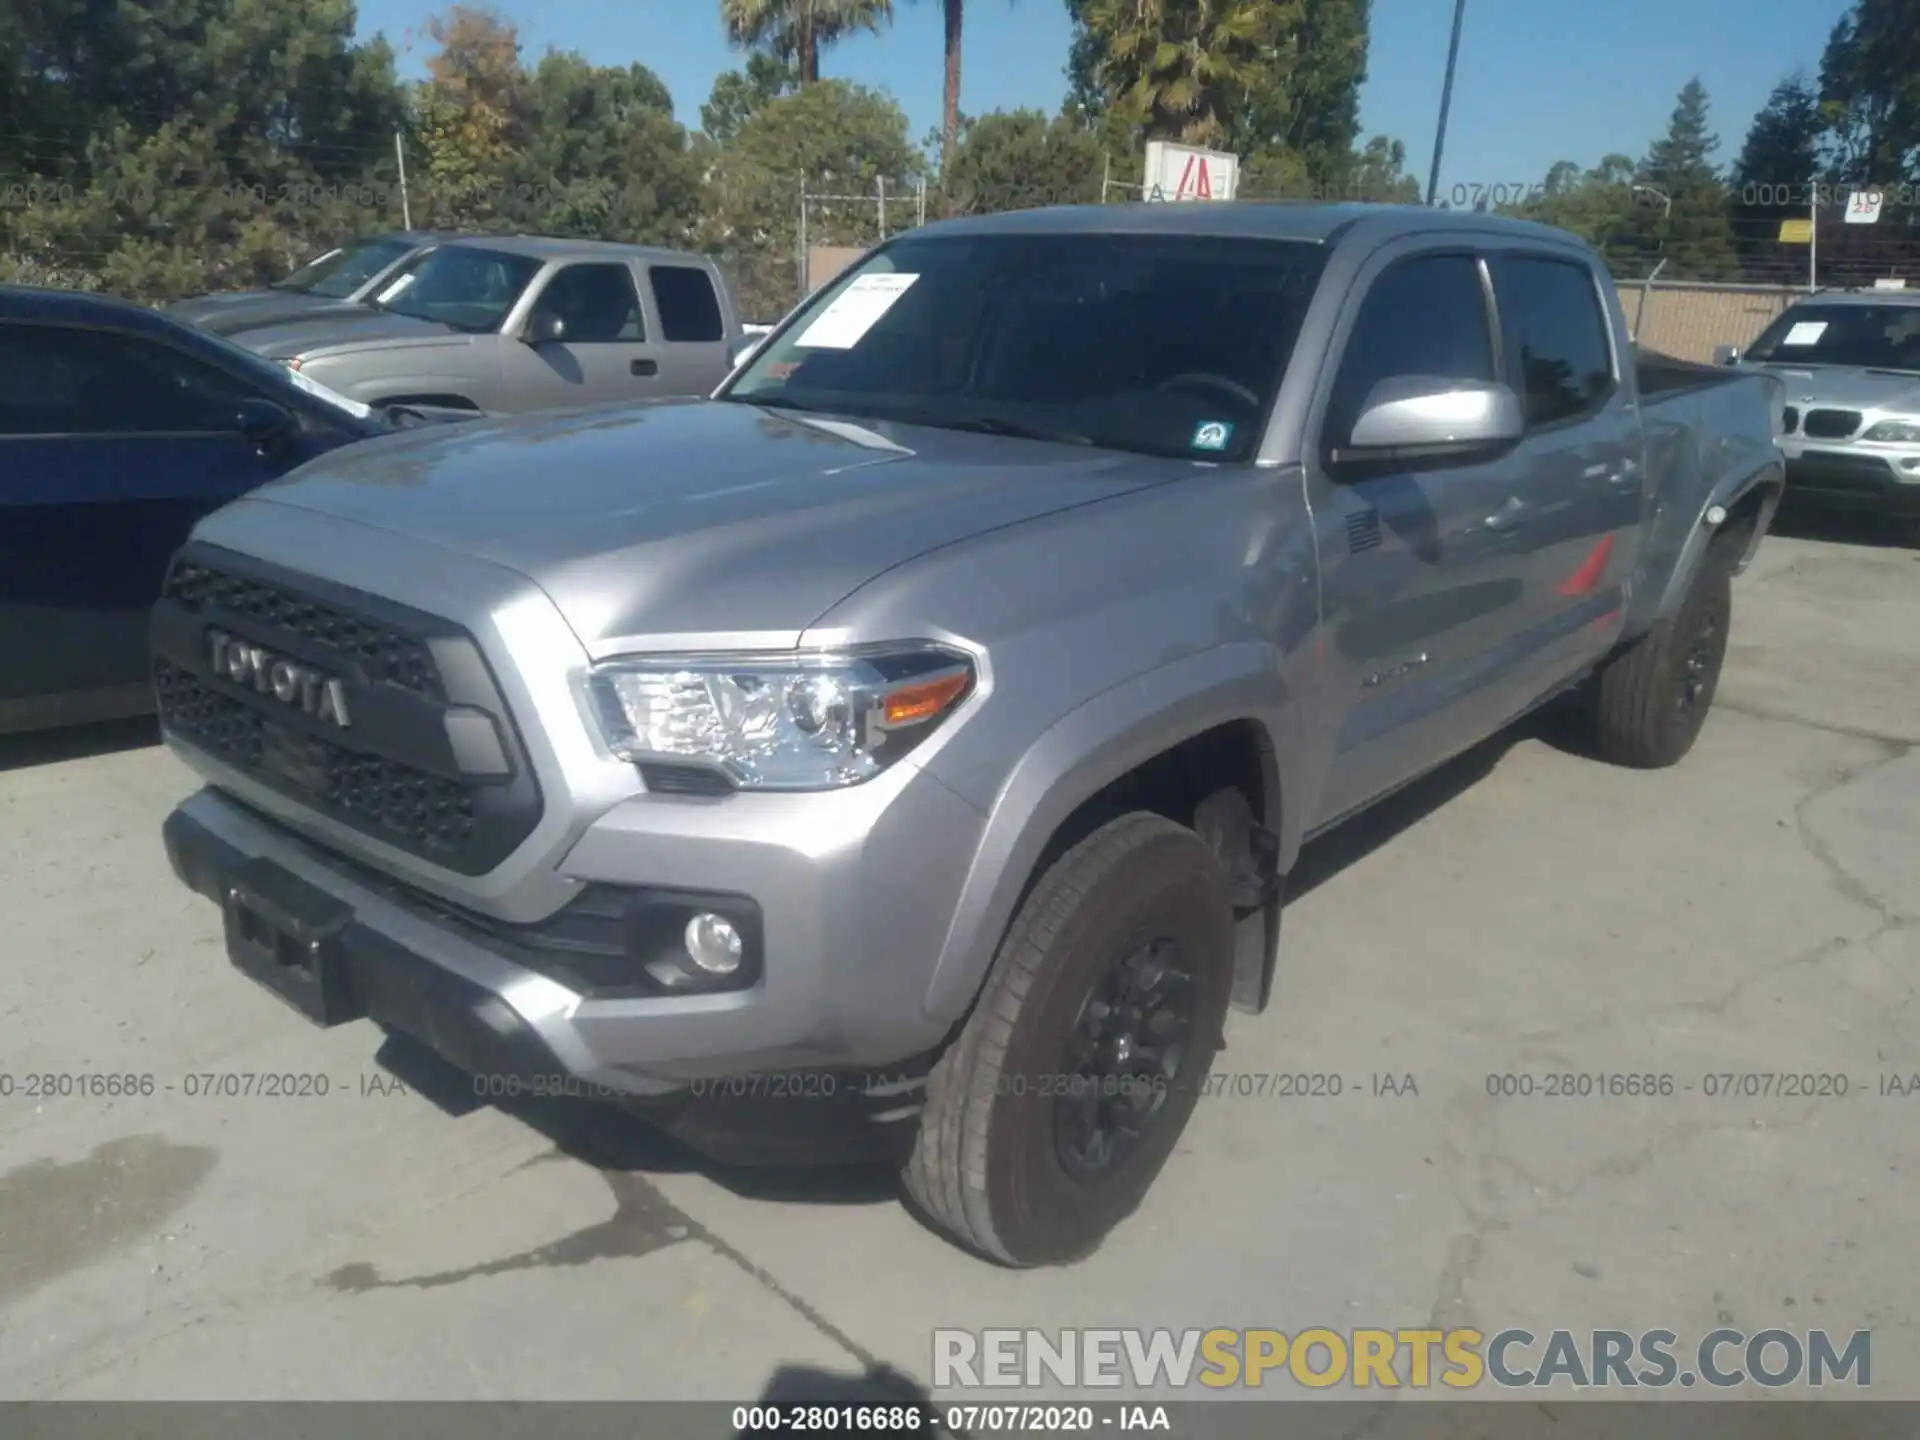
[0,284,450,734]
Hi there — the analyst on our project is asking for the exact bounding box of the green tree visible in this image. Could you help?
[2,0,407,297]
[1631,77,1738,280]
[1729,73,1825,277]
[702,79,919,316]
[718,0,894,85]
[511,52,699,243]
[700,51,799,143]
[1071,0,1297,147]
[1506,153,1645,271]
[938,108,1103,214]
[1817,0,1920,184]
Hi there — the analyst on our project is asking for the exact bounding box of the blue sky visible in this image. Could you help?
[356,0,1852,191]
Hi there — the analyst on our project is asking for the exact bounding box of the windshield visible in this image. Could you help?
[367,246,543,332]
[1745,302,1920,372]
[273,238,417,299]
[722,232,1328,462]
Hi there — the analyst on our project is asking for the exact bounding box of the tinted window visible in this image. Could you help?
[276,237,416,299]
[0,323,262,436]
[1492,257,1614,426]
[651,266,724,342]
[1744,302,1920,371]
[374,246,542,332]
[532,264,646,342]
[1324,253,1495,448]
[725,234,1328,462]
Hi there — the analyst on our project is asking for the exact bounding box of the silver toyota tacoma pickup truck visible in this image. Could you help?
[155,204,1786,1267]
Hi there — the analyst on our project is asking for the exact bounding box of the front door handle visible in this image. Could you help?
[631,359,658,377]
[1484,496,1529,533]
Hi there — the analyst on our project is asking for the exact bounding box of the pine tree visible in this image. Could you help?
[1633,78,1739,281]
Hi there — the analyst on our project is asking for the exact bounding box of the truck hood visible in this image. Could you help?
[228,309,467,361]
[1751,362,1920,415]
[165,291,366,337]
[245,397,1187,647]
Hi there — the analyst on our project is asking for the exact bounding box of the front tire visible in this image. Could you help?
[1590,547,1733,768]
[903,813,1236,1267]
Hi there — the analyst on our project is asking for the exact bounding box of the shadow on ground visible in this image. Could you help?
[1769,502,1920,551]
[0,715,159,774]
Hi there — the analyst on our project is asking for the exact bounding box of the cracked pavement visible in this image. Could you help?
[1,523,1917,1408]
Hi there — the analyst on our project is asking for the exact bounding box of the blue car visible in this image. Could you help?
[0,284,459,735]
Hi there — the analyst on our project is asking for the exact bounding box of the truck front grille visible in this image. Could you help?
[1801,409,1863,440]
[1780,406,1798,435]
[165,561,444,701]
[153,545,543,876]
[155,660,477,852]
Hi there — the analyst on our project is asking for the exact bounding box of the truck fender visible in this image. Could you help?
[919,642,1308,1026]
[1643,453,1785,629]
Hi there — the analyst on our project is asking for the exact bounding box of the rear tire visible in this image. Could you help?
[902,813,1235,1267]
[1591,546,1733,768]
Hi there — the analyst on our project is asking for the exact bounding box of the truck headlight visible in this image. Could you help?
[1863,419,1920,443]
[584,644,975,790]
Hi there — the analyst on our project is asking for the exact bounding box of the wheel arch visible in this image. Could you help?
[921,643,1305,1027]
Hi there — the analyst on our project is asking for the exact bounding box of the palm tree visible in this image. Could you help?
[1077,0,1284,147]
[719,0,894,85]
[929,0,965,177]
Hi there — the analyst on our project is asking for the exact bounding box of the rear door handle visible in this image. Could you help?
[631,359,658,377]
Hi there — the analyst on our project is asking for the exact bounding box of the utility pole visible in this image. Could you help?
[394,130,412,230]
[1425,0,1467,207]
[1809,182,1818,293]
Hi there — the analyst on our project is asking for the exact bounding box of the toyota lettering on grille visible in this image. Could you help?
[206,629,352,728]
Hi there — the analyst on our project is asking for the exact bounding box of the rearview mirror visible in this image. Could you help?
[1333,377,1525,466]
[728,333,764,369]
[234,397,296,444]
[1713,344,1741,366]
[524,311,567,344]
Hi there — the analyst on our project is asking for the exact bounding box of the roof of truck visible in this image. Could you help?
[1792,287,1920,307]
[908,201,1591,250]
[446,235,713,264]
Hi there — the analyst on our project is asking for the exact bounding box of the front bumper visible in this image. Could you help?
[164,779,983,1158]
[1781,443,1920,516]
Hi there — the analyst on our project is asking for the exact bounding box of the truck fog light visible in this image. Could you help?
[684,912,744,975]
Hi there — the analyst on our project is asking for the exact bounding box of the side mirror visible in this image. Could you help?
[234,397,297,444]
[1333,376,1525,466]
[1713,344,1741,366]
[728,334,764,369]
[524,311,567,344]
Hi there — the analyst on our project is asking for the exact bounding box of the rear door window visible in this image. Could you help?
[650,266,725,342]
[1489,257,1616,427]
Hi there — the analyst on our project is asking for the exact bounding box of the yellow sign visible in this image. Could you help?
[1778,218,1814,244]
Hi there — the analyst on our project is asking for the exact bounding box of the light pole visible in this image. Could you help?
[1629,185,1673,340]
[1424,0,1468,207]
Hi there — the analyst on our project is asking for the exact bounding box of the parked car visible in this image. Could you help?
[222,237,742,414]
[164,231,456,338]
[156,204,1785,1266]
[0,284,466,735]
[1717,288,1920,538]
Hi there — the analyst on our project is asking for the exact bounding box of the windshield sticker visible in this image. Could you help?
[284,366,374,419]
[375,272,417,304]
[1781,321,1828,347]
[1191,420,1234,452]
[793,273,919,349]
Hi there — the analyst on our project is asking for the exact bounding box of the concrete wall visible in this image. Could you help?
[1624,281,1805,362]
